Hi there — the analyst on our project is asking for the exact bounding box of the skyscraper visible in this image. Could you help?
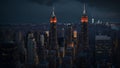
[59,28,65,58]
[38,34,49,68]
[81,4,89,50]
[73,30,78,60]
[49,7,58,68]
[0,41,19,68]
[16,31,27,67]
[49,7,58,51]
[58,28,65,67]
[95,34,113,68]
[76,4,90,68]
[44,31,49,49]
[26,32,39,68]
[66,24,74,48]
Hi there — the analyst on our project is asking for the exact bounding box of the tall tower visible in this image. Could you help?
[73,30,78,55]
[27,32,39,67]
[49,7,58,68]
[95,34,112,68]
[76,4,90,68]
[59,28,65,58]
[39,34,49,68]
[16,31,27,65]
[49,7,58,50]
[66,23,74,48]
[81,4,89,50]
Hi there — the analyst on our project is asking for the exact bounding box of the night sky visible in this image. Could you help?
[0,0,120,24]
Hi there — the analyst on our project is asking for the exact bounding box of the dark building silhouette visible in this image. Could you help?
[49,8,58,50]
[77,4,90,68]
[0,41,19,68]
[38,34,49,68]
[0,3,119,68]
[26,32,39,68]
[95,34,113,68]
[81,4,89,50]
[49,7,59,68]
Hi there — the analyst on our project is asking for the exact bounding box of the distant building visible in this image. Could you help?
[38,34,49,68]
[95,34,113,68]
[77,4,90,68]
[49,7,58,51]
[62,56,73,68]
[49,7,58,68]
[58,28,65,58]
[66,24,73,48]
[0,41,19,68]
[44,31,49,49]
[80,4,89,50]
[16,31,27,67]
[26,32,39,67]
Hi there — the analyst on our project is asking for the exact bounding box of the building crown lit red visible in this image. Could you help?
[81,4,88,23]
[50,7,57,23]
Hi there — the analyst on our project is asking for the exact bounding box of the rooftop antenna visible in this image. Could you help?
[52,6,55,17]
[83,3,86,14]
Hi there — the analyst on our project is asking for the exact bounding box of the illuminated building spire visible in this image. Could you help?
[78,3,90,68]
[50,7,57,23]
[83,3,86,14]
[52,7,55,17]
[49,6,58,49]
[81,3,88,23]
[80,3,89,49]
[49,6,58,68]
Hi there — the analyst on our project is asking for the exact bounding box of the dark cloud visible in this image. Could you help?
[29,0,77,6]
[29,0,59,6]
[29,0,120,17]
[0,0,120,24]
[29,0,120,11]
[77,0,120,12]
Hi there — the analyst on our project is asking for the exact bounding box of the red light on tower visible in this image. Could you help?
[81,3,88,23]
[50,7,57,24]
[81,16,88,23]
[50,16,57,23]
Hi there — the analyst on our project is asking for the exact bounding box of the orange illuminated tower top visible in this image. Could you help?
[50,7,57,23]
[81,4,88,23]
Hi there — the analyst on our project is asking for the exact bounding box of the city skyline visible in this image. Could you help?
[0,0,120,24]
[0,6,120,67]
[0,1,120,68]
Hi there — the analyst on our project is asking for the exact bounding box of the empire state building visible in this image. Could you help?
[49,7,58,50]
[81,4,89,50]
